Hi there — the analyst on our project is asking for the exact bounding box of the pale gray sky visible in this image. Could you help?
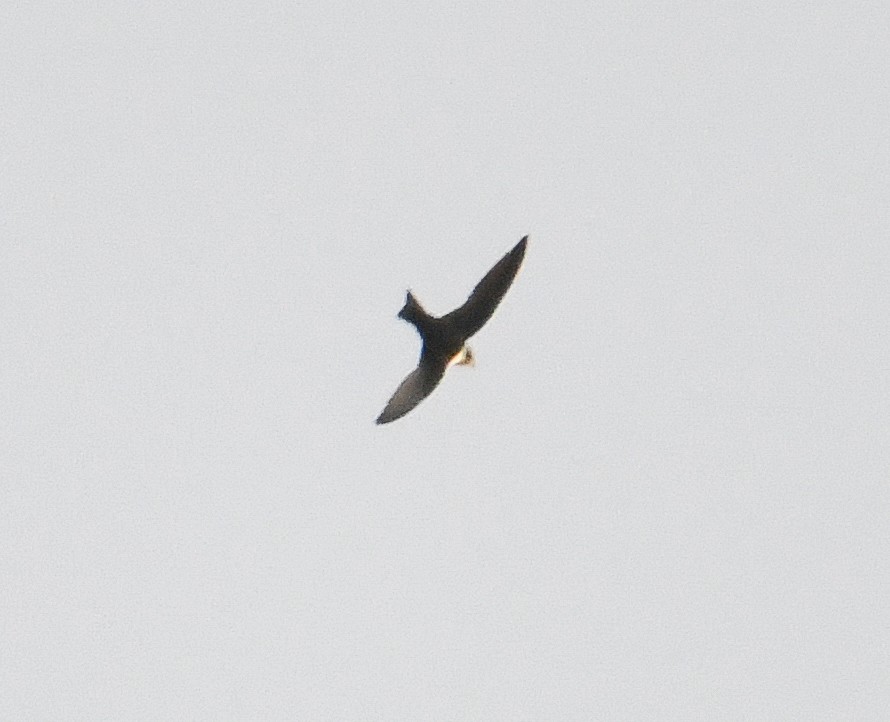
[2,2,888,719]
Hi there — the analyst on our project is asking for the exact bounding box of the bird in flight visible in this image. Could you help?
[376,236,528,424]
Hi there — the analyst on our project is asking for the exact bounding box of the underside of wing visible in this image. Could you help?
[441,236,527,339]
[376,354,449,424]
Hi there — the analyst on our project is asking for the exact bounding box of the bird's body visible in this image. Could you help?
[376,236,527,424]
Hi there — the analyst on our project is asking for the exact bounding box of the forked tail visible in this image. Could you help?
[397,291,427,326]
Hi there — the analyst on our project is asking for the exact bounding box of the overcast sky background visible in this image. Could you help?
[2,2,888,719]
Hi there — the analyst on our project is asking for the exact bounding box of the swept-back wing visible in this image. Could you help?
[376,352,450,424]
[441,236,527,339]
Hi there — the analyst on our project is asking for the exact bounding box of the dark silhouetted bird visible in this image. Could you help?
[376,236,528,424]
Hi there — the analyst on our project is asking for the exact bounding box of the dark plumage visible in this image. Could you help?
[376,236,528,424]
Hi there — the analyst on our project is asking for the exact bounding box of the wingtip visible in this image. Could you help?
[376,406,400,424]
[376,411,402,425]
[515,235,529,260]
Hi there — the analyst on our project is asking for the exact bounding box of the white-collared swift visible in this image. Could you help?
[376,236,528,424]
